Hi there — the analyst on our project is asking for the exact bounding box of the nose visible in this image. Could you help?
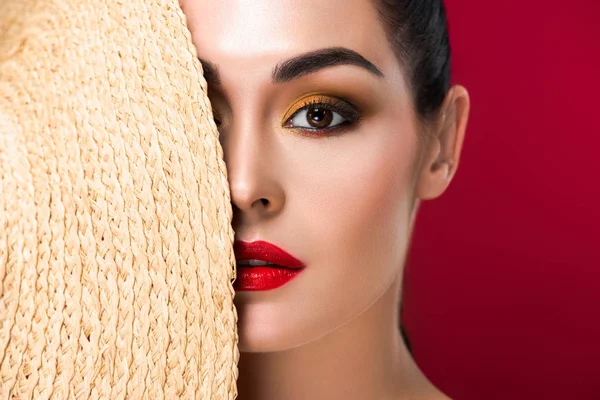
[221,120,286,227]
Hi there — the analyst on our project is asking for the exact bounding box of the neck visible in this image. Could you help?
[236,273,449,400]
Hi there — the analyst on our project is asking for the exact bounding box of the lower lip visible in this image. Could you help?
[234,266,303,291]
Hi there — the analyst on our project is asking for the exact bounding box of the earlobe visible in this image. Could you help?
[415,85,470,200]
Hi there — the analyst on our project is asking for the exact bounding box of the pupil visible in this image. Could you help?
[312,109,325,121]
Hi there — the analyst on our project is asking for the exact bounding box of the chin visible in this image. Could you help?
[238,329,297,353]
[237,319,308,353]
[238,336,280,353]
[236,304,328,353]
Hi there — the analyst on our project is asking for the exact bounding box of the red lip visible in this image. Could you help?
[234,241,304,269]
[233,241,305,291]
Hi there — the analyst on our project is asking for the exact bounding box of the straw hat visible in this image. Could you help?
[0,0,239,398]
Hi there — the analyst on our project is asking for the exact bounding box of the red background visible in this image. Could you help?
[403,1,600,399]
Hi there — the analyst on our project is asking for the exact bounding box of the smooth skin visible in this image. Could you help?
[182,0,470,398]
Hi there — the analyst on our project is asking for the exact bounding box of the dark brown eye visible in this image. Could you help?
[306,107,333,129]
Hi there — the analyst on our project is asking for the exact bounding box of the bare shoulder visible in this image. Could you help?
[390,386,452,400]
[408,393,452,400]
[428,389,453,400]
[407,386,453,400]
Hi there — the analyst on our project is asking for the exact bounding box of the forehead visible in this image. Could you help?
[183,0,395,72]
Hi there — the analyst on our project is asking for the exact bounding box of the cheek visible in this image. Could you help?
[271,120,420,346]
[294,121,420,289]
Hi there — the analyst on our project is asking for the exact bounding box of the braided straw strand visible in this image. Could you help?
[0,0,240,398]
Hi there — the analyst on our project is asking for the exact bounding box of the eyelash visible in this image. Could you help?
[283,96,362,135]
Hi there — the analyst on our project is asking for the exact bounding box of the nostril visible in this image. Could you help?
[260,198,269,207]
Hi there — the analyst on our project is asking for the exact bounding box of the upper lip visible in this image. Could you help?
[234,240,305,269]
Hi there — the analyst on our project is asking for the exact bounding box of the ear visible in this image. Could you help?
[415,85,470,200]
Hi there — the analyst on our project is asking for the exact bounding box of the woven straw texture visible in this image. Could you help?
[0,0,239,398]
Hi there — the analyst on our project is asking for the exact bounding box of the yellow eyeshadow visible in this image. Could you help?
[281,94,338,123]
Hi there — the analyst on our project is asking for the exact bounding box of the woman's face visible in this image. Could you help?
[183,0,426,352]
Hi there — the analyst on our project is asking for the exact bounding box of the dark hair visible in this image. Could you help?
[374,0,451,120]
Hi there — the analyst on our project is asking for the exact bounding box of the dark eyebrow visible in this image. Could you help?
[271,47,384,83]
[198,47,384,87]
